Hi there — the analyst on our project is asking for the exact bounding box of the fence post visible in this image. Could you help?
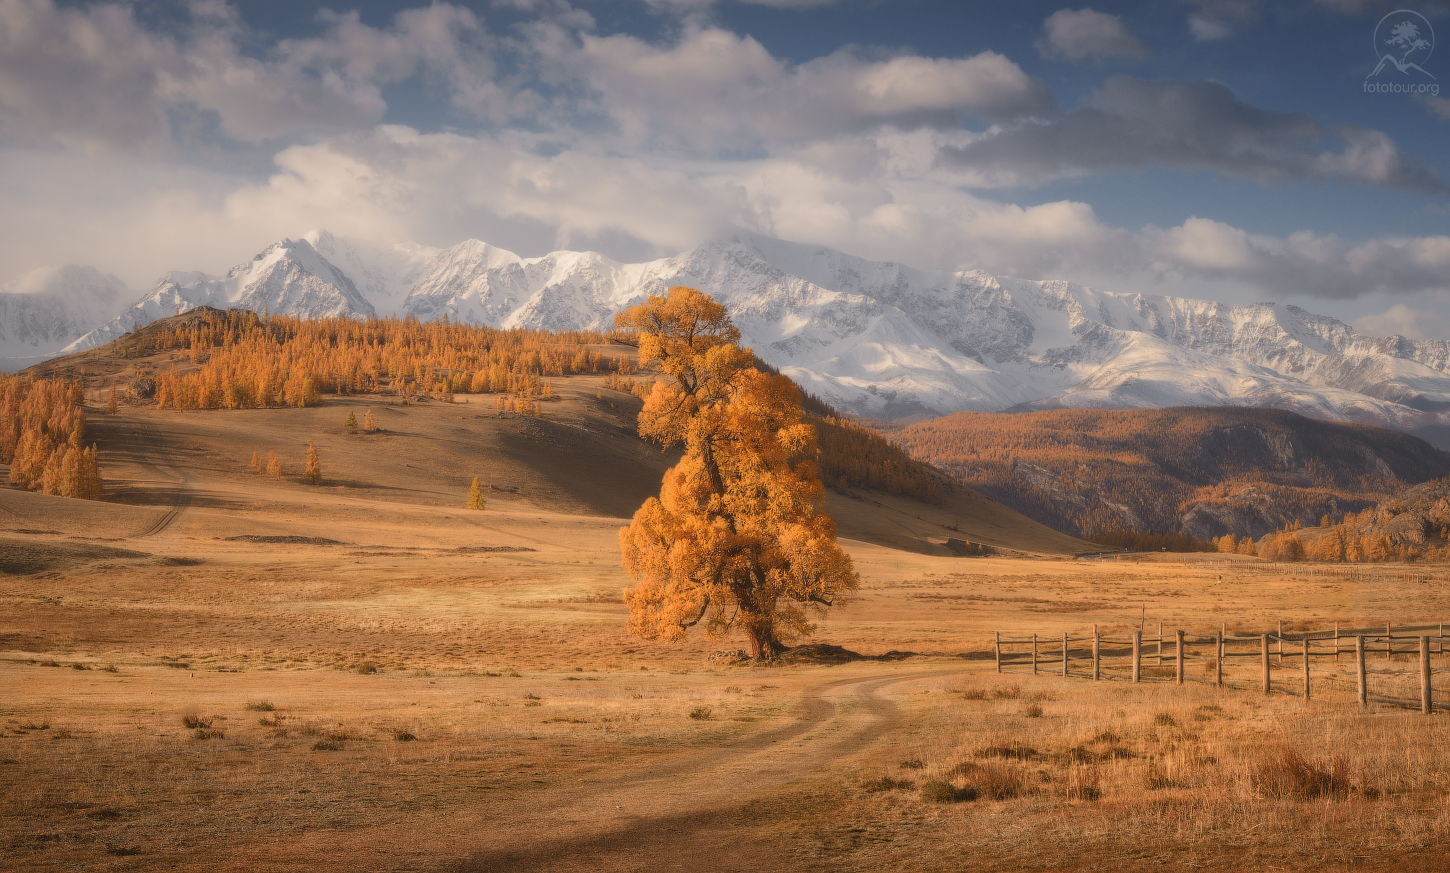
[1278,620,1283,665]
[1062,631,1068,678]
[1176,630,1185,685]
[995,631,1001,674]
[1422,636,1432,715]
[1133,631,1141,683]
[1262,633,1271,694]
[1032,633,1038,676]
[1216,631,1224,688]
[1387,622,1392,661]
[1157,622,1163,666]
[1092,631,1100,681]
[1334,622,1340,662]
[1303,636,1310,700]
[1356,635,1367,709]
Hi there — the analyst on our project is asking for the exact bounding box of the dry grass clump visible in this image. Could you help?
[946,760,1028,800]
[244,700,276,712]
[354,661,379,674]
[181,714,212,729]
[1022,703,1044,718]
[688,706,713,720]
[975,742,1038,761]
[393,729,417,742]
[862,776,915,793]
[1251,746,1352,800]
[920,779,977,803]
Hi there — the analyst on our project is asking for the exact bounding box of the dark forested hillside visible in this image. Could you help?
[880,407,1450,541]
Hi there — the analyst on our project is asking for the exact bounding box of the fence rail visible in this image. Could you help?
[993,622,1447,713]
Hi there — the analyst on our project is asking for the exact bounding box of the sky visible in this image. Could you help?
[1,0,1449,337]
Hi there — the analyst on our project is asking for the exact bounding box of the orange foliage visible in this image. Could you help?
[134,308,632,410]
[0,374,103,499]
[616,288,858,660]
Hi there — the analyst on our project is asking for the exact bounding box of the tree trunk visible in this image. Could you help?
[747,624,783,660]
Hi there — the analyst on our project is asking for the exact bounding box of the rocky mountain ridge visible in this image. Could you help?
[12,231,1450,444]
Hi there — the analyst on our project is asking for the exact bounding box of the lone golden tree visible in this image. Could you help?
[467,476,486,511]
[362,409,377,433]
[303,439,322,484]
[266,451,282,479]
[616,287,858,660]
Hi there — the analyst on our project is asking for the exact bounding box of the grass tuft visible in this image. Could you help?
[245,701,276,712]
[976,742,1038,761]
[393,729,416,742]
[688,706,713,720]
[181,714,212,729]
[1022,703,1044,718]
[862,776,915,793]
[1251,746,1352,801]
[920,780,978,803]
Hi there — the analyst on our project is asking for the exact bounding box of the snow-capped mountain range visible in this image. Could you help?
[6,230,1450,446]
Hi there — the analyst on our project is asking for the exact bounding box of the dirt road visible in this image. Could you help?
[440,669,948,873]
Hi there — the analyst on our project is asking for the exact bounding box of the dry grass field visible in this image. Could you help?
[4,371,1450,871]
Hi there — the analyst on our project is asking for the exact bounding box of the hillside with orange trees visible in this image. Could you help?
[1,375,103,499]
[881,407,1450,543]
[17,304,1003,545]
[1240,477,1450,563]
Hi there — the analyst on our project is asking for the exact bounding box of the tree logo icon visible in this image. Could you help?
[1369,9,1435,78]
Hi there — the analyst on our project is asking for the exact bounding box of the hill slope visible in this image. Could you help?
[882,407,1450,542]
[15,311,1092,558]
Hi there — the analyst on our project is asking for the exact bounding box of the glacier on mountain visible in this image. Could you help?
[62,238,374,354]
[0,265,131,370]
[25,230,1450,444]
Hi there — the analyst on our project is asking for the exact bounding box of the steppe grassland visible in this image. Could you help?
[5,509,1450,871]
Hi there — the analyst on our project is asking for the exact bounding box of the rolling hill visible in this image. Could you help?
[10,309,1092,558]
[880,407,1450,542]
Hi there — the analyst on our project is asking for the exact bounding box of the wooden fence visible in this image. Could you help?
[993,622,1448,713]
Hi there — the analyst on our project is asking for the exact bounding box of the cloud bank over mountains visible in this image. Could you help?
[0,0,1446,339]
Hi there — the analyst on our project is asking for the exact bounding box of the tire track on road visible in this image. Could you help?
[124,421,192,537]
[440,667,959,873]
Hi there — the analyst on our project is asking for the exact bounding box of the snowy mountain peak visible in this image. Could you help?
[10,230,1450,447]
[0,265,131,368]
[63,236,374,354]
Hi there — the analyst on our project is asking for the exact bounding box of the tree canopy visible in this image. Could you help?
[616,287,858,659]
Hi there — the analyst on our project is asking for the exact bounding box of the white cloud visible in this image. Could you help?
[1187,14,1234,40]
[0,0,1446,336]
[940,77,1446,193]
[0,0,512,154]
[1417,93,1450,121]
[567,28,1056,154]
[1184,0,1260,40]
[1037,8,1151,62]
[1354,302,1450,340]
